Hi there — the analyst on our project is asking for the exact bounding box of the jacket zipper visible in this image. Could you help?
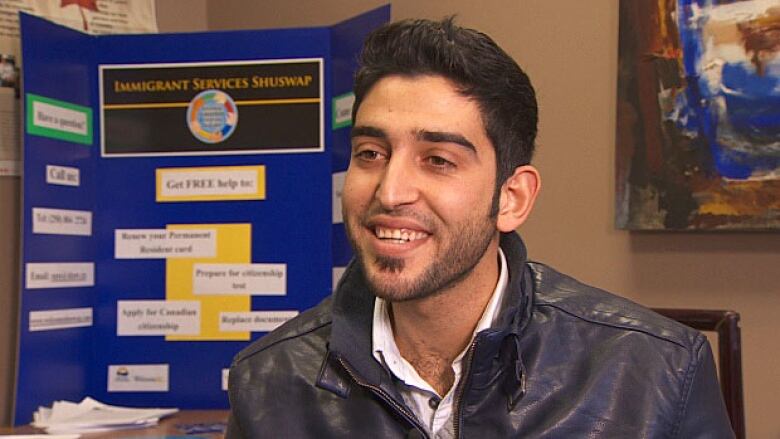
[452,339,478,439]
[336,356,430,438]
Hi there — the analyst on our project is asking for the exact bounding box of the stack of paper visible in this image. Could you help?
[31,397,178,434]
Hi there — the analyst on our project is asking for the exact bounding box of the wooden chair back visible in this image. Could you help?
[651,308,744,439]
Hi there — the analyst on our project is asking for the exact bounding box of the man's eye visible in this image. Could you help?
[426,156,455,168]
[355,150,382,161]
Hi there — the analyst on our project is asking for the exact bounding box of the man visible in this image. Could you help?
[227,18,734,438]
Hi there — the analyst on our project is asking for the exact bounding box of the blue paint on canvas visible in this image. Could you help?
[675,0,780,180]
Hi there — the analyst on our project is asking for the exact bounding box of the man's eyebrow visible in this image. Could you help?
[351,125,387,139]
[417,130,476,153]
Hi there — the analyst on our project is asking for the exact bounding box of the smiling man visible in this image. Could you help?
[227,18,734,439]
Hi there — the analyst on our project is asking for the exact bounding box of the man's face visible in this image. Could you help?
[342,74,500,302]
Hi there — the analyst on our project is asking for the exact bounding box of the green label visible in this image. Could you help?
[332,92,355,129]
[26,93,92,145]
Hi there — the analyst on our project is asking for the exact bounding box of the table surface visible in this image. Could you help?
[0,410,229,438]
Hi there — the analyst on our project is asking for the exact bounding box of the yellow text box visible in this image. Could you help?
[166,223,252,341]
[156,165,265,202]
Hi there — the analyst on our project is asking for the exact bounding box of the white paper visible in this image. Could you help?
[33,207,92,236]
[193,263,286,296]
[222,368,229,391]
[332,171,345,224]
[32,396,177,434]
[114,228,216,259]
[46,165,80,186]
[32,99,88,135]
[116,300,200,336]
[219,311,298,332]
[0,87,19,176]
[26,262,94,289]
[333,266,347,291]
[0,159,19,176]
[29,307,92,331]
[0,1,158,60]
[107,364,169,392]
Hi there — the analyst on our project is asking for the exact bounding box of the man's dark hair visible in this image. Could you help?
[352,17,538,192]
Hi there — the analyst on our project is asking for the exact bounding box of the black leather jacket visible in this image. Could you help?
[227,233,734,438]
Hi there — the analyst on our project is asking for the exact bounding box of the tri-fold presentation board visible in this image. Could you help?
[15,6,389,425]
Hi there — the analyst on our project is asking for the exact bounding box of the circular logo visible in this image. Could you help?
[186,89,238,144]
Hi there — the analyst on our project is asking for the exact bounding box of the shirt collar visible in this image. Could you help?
[371,248,509,392]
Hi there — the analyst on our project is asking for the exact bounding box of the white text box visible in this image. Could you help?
[29,308,93,332]
[108,364,169,392]
[193,263,286,296]
[46,165,80,186]
[33,207,92,236]
[219,311,298,332]
[26,262,94,289]
[332,171,345,224]
[333,266,347,292]
[33,100,88,135]
[117,300,200,336]
[115,228,216,259]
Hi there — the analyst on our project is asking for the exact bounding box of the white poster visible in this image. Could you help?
[333,266,347,291]
[114,228,216,259]
[32,98,89,135]
[332,171,345,224]
[26,262,94,289]
[219,311,299,332]
[0,0,158,59]
[0,159,19,176]
[117,300,200,336]
[32,207,92,236]
[46,164,80,186]
[193,263,286,296]
[108,364,169,392]
[0,87,18,176]
[29,307,92,331]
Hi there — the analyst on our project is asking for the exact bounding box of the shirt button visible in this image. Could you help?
[428,397,440,409]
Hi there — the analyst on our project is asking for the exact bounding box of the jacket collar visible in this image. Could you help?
[321,232,533,401]
[494,232,535,337]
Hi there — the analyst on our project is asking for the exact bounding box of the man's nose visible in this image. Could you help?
[375,155,419,209]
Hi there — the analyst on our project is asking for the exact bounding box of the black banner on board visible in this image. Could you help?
[100,59,323,157]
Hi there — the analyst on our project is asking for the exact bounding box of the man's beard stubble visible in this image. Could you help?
[346,205,497,303]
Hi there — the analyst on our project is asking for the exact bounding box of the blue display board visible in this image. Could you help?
[15,6,388,425]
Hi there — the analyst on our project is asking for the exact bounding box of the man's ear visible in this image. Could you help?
[496,165,541,232]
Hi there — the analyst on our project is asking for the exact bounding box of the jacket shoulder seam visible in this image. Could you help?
[535,301,689,349]
[528,262,692,350]
[233,319,332,364]
[671,334,706,438]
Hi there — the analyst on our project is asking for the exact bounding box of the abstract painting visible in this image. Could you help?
[617,0,780,230]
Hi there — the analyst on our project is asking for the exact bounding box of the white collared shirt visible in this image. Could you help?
[372,249,509,438]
